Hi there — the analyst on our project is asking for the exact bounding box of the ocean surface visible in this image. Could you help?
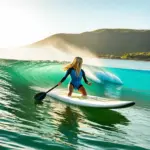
[0,58,150,150]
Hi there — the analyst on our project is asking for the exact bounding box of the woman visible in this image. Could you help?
[58,57,91,97]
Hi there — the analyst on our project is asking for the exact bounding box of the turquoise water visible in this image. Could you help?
[0,59,150,150]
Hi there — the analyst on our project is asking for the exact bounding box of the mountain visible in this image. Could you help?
[28,29,150,57]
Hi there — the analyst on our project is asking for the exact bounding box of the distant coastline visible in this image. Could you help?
[27,28,150,61]
[97,52,150,61]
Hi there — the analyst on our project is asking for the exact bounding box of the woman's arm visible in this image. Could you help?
[82,69,89,84]
[60,68,72,83]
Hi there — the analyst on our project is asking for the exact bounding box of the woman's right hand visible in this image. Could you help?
[58,82,61,86]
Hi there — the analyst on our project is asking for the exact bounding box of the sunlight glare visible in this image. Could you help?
[0,3,49,48]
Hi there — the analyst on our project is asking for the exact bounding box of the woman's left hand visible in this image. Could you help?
[88,82,92,85]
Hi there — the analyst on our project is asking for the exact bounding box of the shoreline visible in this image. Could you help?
[0,57,150,63]
[96,57,150,62]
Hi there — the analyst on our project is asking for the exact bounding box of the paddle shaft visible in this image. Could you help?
[45,84,58,94]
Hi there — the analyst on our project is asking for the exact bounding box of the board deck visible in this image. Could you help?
[47,89,135,109]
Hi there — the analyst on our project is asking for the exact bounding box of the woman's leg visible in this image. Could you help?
[68,84,74,96]
[78,86,87,96]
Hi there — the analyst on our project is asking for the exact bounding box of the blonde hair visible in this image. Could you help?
[64,57,83,76]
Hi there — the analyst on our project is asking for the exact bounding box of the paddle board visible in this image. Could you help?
[47,89,135,109]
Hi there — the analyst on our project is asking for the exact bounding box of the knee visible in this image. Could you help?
[82,92,87,96]
[68,91,72,97]
[68,93,72,97]
[79,87,87,96]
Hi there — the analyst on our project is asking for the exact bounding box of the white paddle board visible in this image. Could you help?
[46,89,135,109]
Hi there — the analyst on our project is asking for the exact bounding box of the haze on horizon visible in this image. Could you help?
[0,0,150,48]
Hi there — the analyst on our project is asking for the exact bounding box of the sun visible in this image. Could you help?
[0,2,49,48]
[0,7,34,48]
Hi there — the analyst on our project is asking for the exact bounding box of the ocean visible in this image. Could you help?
[0,57,150,150]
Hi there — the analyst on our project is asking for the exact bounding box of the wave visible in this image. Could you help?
[1,59,150,100]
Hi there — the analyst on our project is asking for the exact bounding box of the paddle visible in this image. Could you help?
[34,84,58,102]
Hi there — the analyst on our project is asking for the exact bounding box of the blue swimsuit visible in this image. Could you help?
[60,68,89,90]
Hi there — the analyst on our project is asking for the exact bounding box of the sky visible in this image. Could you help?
[0,0,150,48]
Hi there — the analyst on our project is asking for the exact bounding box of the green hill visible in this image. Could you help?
[29,29,150,59]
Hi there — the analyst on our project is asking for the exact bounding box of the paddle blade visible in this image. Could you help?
[34,92,46,101]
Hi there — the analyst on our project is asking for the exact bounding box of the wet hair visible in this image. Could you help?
[64,57,83,76]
